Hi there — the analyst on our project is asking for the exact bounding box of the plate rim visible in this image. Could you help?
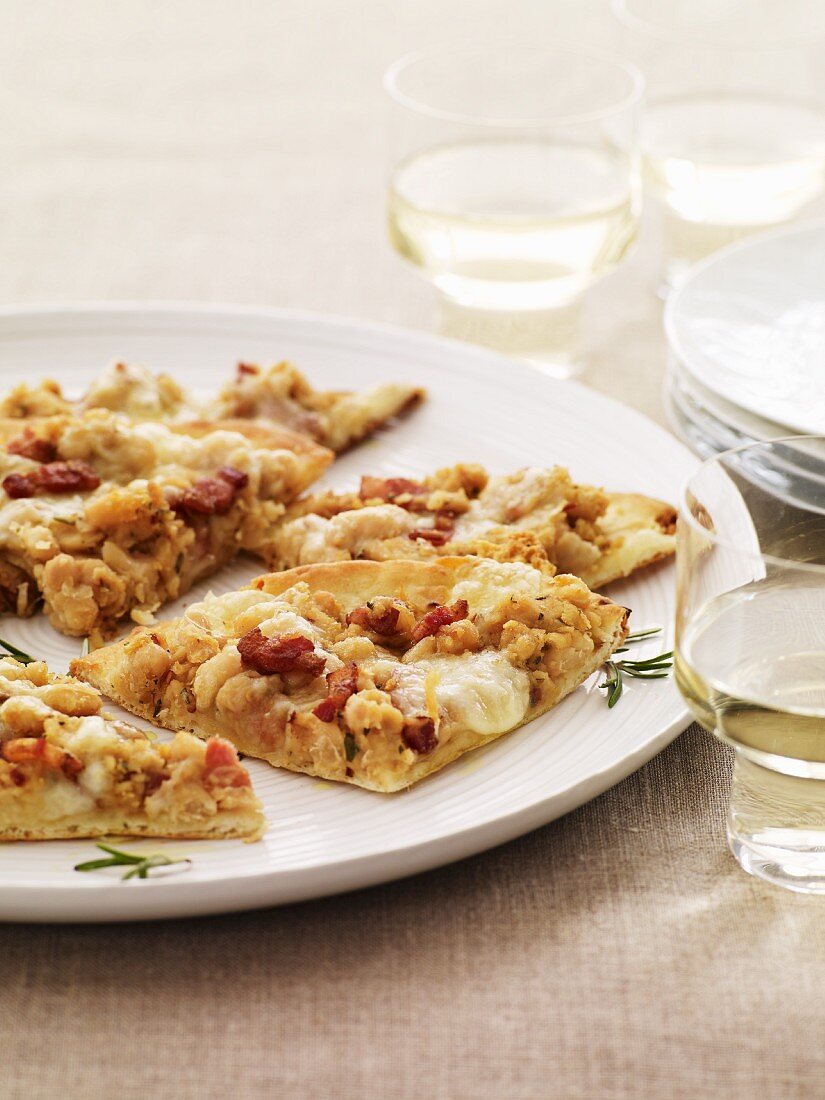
[0,300,694,921]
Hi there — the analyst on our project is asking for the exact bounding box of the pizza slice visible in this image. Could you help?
[71,556,629,792]
[214,361,425,452]
[0,656,264,841]
[262,464,677,590]
[0,359,425,453]
[0,409,332,638]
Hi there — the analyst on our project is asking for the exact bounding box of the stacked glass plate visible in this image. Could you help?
[664,220,825,459]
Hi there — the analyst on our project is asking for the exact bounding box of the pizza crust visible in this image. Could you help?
[72,557,629,792]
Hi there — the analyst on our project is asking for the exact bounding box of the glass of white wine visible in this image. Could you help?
[613,0,825,292]
[384,43,643,379]
[676,436,825,892]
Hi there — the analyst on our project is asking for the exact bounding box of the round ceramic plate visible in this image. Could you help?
[665,219,825,437]
[0,304,693,922]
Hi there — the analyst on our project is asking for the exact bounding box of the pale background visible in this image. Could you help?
[2,2,825,1097]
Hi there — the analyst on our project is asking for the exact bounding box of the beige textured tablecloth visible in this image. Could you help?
[2,4,825,1097]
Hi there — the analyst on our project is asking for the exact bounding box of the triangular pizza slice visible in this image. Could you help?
[262,464,676,589]
[72,557,628,792]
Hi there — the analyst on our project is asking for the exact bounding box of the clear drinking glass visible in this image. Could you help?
[384,43,643,379]
[613,0,825,292]
[675,437,825,892]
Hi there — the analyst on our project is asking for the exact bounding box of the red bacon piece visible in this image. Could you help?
[2,459,100,499]
[359,476,425,503]
[178,466,248,516]
[7,430,57,464]
[312,661,359,722]
[409,599,469,646]
[38,460,101,493]
[237,628,326,677]
[402,717,437,754]
[2,472,37,499]
[346,604,401,636]
[216,465,249,490]
[203,737,252,788]
[1,737,83,776]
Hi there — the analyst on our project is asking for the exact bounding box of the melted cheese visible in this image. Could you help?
[450,559,544,616]
[376,650,530,737]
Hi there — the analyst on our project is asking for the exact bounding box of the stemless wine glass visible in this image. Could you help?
[675,437,825,892]
[613,0,825,292]
[384,43,643,379]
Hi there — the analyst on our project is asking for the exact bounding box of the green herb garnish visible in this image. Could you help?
[74,843,191,881]
[343,733,358,761]
[599,626,673,708]
[0,637,35,665]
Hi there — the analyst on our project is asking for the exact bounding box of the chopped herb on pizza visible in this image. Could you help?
[262,464,677,589]
[0,359,424,453]
[0,656,264,841]
[71,557,629,792]
[0,409,332,638]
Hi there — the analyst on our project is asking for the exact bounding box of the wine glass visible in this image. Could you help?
[675,436,825,892]
[613,0,825,292]
[384,43,644,379]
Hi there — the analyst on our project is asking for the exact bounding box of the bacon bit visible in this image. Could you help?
[2,459,100,498]
[203,737,251,788]
[409,599,469,645]
[38,460,101,493]
[312,661,358,722]
[7,430,57,464]
[237,627,326,676]
[347,604,401,636]
[408,527,453,546]
[180,477,235,515]
[402,717,437,754]
[177,466,249,516]
[1,737,83,776]
[359,476,426,503]
[2,472,36,499]
[217,465,249,490]
[9,767,25,787]
[236,362,259,377]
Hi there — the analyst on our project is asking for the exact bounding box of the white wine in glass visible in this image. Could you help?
[676,437,825,893]
[614,0,825,290]
[384,45,643,378]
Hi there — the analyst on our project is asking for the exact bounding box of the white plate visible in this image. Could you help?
[666,219,825,436]
[0,304,693,922]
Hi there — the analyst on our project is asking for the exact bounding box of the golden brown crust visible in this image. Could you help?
[73,557,628,793]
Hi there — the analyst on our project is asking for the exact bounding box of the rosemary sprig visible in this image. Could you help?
[74,843,192,881]
[599,626,673,708]
[0,637,35,665]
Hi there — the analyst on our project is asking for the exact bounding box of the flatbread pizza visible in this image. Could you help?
[72,557,629,792]
[0,656,264,841]
[0,359,424,453]
[263,464,677,589]
[0,409,331,638]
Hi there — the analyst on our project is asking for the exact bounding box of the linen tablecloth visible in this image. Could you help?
[2,3,825,1097]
